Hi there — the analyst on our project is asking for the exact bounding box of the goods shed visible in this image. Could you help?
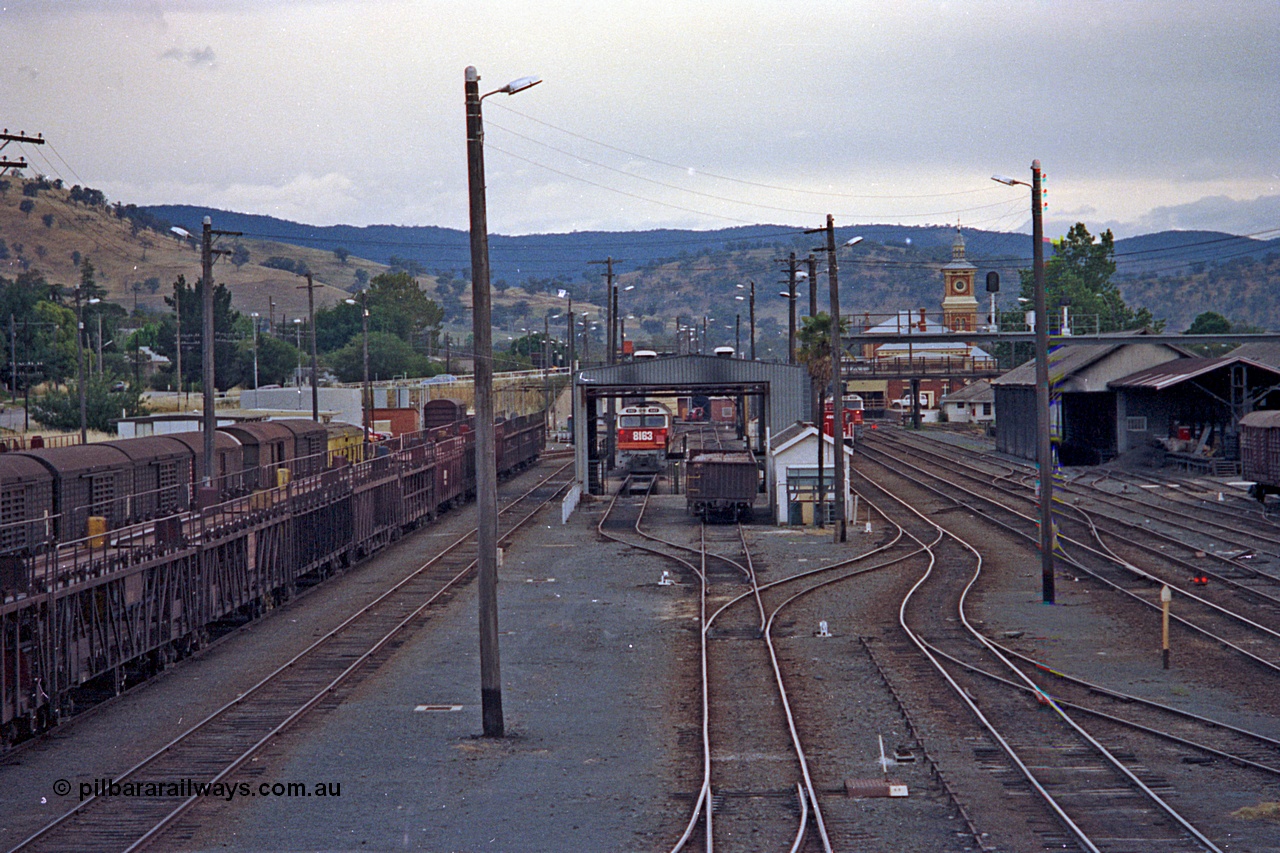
[991,336,1187,464]
[1109,355,1280,470]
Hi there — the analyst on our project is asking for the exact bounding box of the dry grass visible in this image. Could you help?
[0,181,385,318]
[1232,801,1280,822]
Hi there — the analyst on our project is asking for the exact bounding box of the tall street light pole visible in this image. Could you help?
[345,294,372,438]
[250,312,260,391]
[74,289,99,444]
[302,273,320,422]
[736,280,756,360]
[993,161,1054,603]
[466,65,541,739]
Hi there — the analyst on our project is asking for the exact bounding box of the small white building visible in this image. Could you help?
[940,379,994,424]
[768,422,856,526]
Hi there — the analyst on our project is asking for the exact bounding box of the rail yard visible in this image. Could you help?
[2,420,1279,852]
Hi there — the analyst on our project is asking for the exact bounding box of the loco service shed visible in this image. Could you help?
[572,355,811,513]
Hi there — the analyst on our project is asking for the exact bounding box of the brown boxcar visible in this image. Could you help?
[108,436,194,521]
[0,455,54,563]
[18,444,134,540]
[686,451,758,522]
[169,430,246,499]
[1240,410,1280,501]
[218,422,294,491]
[276,419,329,478]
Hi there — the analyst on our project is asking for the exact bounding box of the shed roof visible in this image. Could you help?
[576,354,811,435]
[941,379,993,403]
[1109,355,1280,390]
[991,332,1188,388]
[1228,342,1280,368]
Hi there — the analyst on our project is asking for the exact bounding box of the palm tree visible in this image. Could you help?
[797,313,847,527]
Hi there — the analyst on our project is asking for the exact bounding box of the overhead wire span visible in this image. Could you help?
[489,102,1006,201]
[486,126,1024,224]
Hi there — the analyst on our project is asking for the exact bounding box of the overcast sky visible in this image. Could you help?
[2,1,1278,241]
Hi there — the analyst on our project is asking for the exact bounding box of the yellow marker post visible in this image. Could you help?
[1161,585,1172,670]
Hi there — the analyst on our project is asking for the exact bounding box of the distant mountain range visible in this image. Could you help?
[145,204,1280,335]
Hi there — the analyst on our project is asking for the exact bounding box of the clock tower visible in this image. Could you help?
[941,227,979,332]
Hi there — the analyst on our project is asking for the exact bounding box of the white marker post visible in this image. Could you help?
[1161,585,1172,669]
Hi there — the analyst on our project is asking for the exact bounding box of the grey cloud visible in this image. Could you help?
[160,46,217,68]
[1130,195,1280,237]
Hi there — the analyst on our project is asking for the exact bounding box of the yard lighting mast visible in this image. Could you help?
[466,65,541,738]
[993,161,1054,603]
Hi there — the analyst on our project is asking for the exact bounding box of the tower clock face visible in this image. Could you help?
[952,279,968,294]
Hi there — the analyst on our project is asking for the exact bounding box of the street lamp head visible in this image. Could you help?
[623,285,635,291]
[992,174,1029,187]
[844,236,864,247]
[87,297,101,305]
[778,291,795,299]
[499,75,542,95]
[735,296,745,301]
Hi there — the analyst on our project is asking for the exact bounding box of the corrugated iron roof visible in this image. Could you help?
[990,332,1189,387]
[576,355,811,435]
[941,380,993,403]
[1110,355,1280,390]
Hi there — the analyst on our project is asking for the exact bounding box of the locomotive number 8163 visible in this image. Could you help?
[617,403,671,473]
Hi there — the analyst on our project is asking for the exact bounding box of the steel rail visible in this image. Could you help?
[855,458,1220,853]
[11,462,574,853]
[860,439,1280,674]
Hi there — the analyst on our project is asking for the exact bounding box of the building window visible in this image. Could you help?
[982,403,992,416]
[1126,416,1147,432]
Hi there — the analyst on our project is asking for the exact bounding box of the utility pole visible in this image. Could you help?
[300,273,320,422]
[75,288,87,444]
[201,216,240,493]
[466,65,542,738]
[8,315,15,408]
[810,215,846,542]
[566,297,575,371]
[174,279,183,405]
[0,129,44,174]
[590,258,617,473]
[783,253,798,364]
[806,254,819,318]
[1031,161,1053,603]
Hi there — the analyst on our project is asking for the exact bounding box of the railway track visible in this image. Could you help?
[852,450,1227,852]
[598,473,994,851]
[860,432,1280,681]
[598,479,825,851]
[8,461,574,853]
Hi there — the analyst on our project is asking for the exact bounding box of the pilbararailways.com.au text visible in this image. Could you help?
[54,778,341,803]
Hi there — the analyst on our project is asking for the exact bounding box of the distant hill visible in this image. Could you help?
[151,205,1280,337]
[0,180,387,321]
[3,184,1276,357]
